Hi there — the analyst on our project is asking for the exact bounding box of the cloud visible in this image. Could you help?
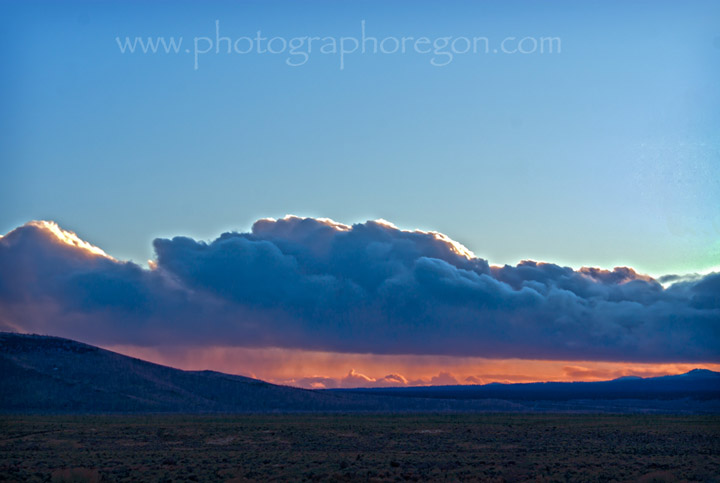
[341,369,376,387]
[291,375,340,389]
[430,372,460,386]
[0,216,718,362]
[283,370,453,389]
[339,370,412,388]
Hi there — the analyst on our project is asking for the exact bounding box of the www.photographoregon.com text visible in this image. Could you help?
[116,20,562,70]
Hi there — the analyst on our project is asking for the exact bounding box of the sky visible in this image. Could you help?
[1,0,719,387]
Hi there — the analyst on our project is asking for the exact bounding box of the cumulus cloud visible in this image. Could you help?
[0,216,718,362]
[285,370,442,389]
[430,372,460,386]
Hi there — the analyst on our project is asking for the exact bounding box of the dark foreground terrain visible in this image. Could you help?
[1,414,718,482]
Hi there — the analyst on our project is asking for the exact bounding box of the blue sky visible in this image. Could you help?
[2,0,719,276]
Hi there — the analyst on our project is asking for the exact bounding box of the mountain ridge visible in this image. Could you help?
[2,332,719,414]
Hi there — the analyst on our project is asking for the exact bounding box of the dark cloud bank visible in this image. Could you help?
[0,217,718,362]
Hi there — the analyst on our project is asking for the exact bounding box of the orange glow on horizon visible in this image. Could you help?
[103,344,720,389]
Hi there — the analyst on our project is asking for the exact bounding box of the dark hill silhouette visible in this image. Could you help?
[0,332,392,413]
[331,369,720,402]
[1,332,719,414]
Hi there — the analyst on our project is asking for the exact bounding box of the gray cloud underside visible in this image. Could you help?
[0,216,718,362]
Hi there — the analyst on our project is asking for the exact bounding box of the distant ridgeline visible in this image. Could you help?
[329,370,720,402]
[1,332,719,414]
